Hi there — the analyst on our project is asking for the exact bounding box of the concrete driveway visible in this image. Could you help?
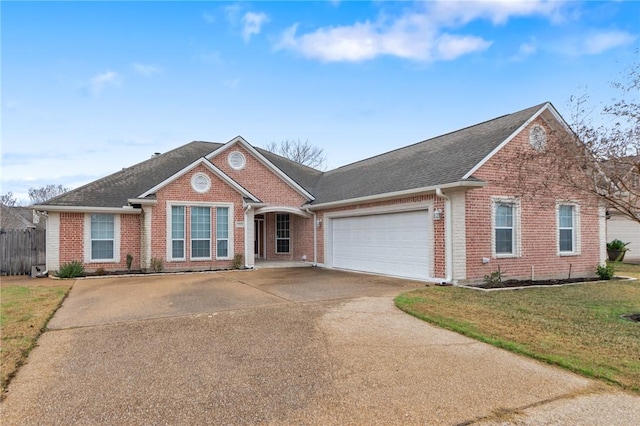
[2,268,638,425]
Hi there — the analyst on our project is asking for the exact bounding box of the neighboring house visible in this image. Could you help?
[34,102,605,284]
[604,157,640,261]
[1,205,38,230]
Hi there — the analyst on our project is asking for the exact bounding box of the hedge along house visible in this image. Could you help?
[35,102,605,284]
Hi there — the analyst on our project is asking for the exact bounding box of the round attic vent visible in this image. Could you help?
[228,151,246,170]
[529,124,547,152]
[191,173,211,193]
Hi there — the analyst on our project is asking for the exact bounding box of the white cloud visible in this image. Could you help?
[582,30,637,55]
[203,12,216,24]
[87,71,121,96]
[512,40,538,61]
[133,63,162,76]
[275,0,575,63]
[241,11,269,42]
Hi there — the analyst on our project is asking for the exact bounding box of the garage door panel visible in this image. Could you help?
[331,210,429,280]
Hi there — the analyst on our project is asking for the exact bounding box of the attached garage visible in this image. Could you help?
[328,209,430,280]
[607,212,640,261]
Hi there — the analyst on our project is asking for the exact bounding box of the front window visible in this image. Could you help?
[558,204,576,253]
[191,207,211,259]
[276,214,290,253]
[495,203,514,255]
[171,206,185,259]
[216,207,229,259]
[91,214,114,260]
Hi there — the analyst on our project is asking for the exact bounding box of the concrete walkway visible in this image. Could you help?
[2,269,638,425]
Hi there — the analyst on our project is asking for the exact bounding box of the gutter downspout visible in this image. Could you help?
[244,204,252,269]
[304,208,318,266]
[435,188,453,284]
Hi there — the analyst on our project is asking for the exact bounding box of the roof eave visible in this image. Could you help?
[32,205,142,214]
[305,181,486,211]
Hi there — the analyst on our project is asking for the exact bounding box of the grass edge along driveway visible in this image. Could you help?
[395,273,640,393]
[1,282,72,396]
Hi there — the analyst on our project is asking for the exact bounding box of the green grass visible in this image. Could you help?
[1,284,72,395]
[395,265,640,393]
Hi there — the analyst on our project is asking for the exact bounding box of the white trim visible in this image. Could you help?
[166,204,186,261]
[84,213,121,263]
[556,201,581,256]
[206,136,315,201]
[165,201,234,262]
[33,205,141,214]
[191,172,211,193]
[463,103,565,180]
[306,181,484,211]
[254,205,312,218]
[323,201,435,281]
[46,212,60,271]
[138,157,259,202]
[491,196,522,258]
[127,198,158,206]
[275,213,291,254]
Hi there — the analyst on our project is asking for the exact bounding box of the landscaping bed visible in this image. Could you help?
[476,276,605,289]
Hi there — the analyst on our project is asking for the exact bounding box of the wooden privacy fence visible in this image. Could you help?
[0,229,46,276]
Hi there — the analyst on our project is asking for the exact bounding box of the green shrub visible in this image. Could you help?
[57,261,85,278]
[596,264,615,280]
[483,270,504,287]
[233,253,244,269]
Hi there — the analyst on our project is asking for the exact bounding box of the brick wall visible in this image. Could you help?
[464,118,602,282]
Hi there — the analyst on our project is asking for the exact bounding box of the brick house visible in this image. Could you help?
[35,102,605,284]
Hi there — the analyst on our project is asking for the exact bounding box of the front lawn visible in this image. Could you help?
[1,283,72,395]
[395,265,640,393]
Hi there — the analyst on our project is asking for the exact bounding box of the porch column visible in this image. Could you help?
[140,206,152,271]
[244,207,255,268]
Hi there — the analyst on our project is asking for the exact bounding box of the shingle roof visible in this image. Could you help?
[40,103,548,209]
[309,103,547,204]
[44,141,223,208]
[1,205,36,229]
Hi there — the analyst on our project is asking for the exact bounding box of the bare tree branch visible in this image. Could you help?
[265,139,327,170]
[0,192,19,207]
[28,184,70,205]
[505,57,639,224]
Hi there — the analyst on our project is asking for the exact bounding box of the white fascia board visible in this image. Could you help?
[137,157,260,202]
[462,103,552,180]
[127,198,158,206]
[206,136,315,201]
[32,205,142,214]
[305,180,485,211]
[254,205,312,218]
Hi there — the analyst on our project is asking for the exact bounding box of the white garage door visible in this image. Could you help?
[330,210,430,280]
[608,213,640,259]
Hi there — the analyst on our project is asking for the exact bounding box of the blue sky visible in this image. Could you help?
[2,0,638,204]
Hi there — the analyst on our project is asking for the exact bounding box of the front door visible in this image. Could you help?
[254,219,264,258]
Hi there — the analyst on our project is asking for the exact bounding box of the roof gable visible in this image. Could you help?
[137,157,259,202]
[309,102,551,205]
[207,136,315,201]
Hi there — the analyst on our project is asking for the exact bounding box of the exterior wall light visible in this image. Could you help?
[433,209,443,220]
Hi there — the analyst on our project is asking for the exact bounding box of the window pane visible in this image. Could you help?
[495,204,513,227]
[276,239,290,254]
[559,205,573,228]
[172,240,184,259]
[216,207,228,238]
[191,240,210,258]
[172,206,184,239]
[559,229,573,252]
[91,214,114,239]
[92,240,114,259]
[191,207,211,239]
[495,229,513,254]
[217,240,228,258]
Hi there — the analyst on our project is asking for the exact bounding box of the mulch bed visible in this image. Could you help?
[477,277,606,289]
